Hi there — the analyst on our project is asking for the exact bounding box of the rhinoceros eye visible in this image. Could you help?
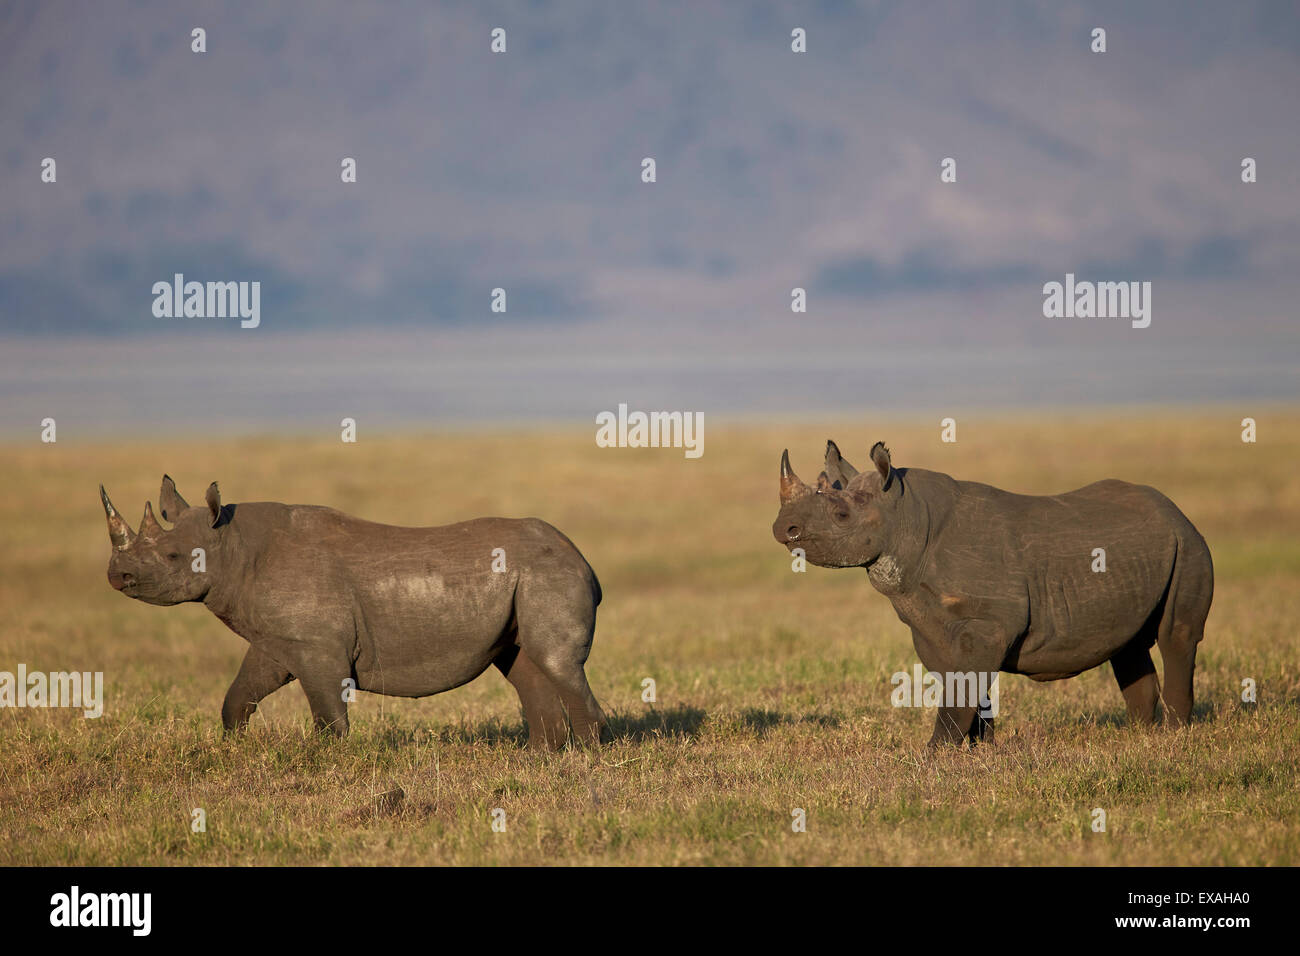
[166,552,182,561]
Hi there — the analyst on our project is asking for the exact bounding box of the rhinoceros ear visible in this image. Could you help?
[816,471,834,493]
[205,482,224,528]
[870,441,893,490]
[159,474,189,523]
[825,440,857,489]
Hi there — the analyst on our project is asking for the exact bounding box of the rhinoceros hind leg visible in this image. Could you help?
[1154,543,1212,727]
[1110,639,1161,725]
[1159,635,1198,726]
[1158,616,1203,727]
[525,632,607,748]
[533,645,607,748]
[1156,600,1210,726]
[494,645,570,751]
[515,583,608,748]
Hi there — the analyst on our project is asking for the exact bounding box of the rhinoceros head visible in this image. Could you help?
[101,475,225,605]
[772,440,899,568]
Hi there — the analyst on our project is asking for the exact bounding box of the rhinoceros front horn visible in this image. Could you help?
[100,485,137,551]
[779,449,809,504]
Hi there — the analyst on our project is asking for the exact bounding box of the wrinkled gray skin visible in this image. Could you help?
[772,440,1213,747]
[101,476,607,749]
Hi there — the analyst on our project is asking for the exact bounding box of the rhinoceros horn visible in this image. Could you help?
[100,485,136,551]
[139,500,165,539]
[779,449,810,503]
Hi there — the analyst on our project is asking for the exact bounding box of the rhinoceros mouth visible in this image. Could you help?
[107,570,136,592]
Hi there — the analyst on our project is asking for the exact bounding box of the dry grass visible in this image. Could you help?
[1,409,1297,865]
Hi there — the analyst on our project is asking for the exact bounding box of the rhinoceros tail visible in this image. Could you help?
[590,567,603,607]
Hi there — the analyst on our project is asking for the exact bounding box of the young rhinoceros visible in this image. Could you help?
[772,440,1213,747]
[100,476,607,749]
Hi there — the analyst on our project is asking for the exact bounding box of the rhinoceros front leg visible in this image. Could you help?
[917,620,1013,750]
[278,643,354,737]
[930,707,984,747]
[222,645,294,733]
[298,670,351,736]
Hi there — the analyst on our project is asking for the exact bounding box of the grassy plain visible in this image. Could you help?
[1,409,1297,865]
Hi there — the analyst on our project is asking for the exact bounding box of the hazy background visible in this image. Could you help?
[2,0,1298,437]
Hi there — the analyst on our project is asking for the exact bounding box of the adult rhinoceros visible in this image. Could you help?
[772,440,1213,747]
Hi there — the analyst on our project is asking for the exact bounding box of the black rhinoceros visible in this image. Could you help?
[772,440,1213,747]
[101,476,607,750]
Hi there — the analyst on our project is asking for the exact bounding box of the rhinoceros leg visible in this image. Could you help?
[514,578,608,748]
[222,645,294,732]
[1159,630,1199,727]
[289,648,353,736]
[1110,638,1161,725]
[1149,534,1213,726]
[494,645,570,751]
[530,640,607,748]
[300,682,350,735]
[920,621,1013,749]
[935,705,996,747]
[930,706,980,747]
[1155,596,1209,727]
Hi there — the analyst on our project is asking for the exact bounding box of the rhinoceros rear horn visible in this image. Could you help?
[99,485,136,551]
[139,500,164,539]
[159,474,189,522]
[779,450,809,503]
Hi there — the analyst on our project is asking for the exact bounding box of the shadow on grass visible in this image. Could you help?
[606,705,707,742]
[351,705,709,751]
[1072,698,1217,729]
[738,707,841,737]
[349,718,527,751]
